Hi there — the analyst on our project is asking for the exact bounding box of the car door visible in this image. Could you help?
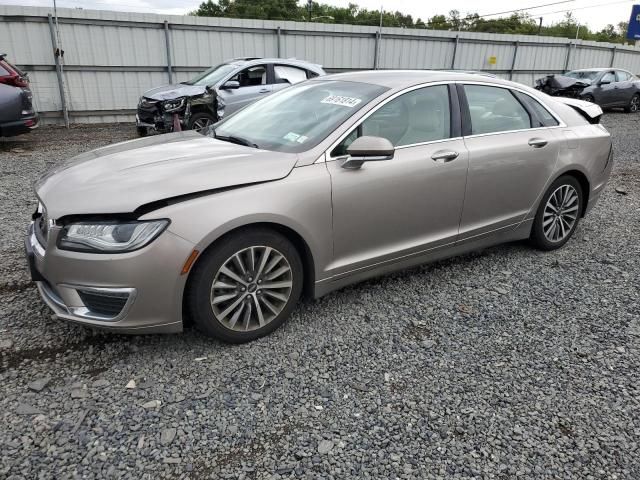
[613,70,635,106]
[592,71,617,106]
[217,64,272,115]
[325,84,469,276]
[458,83,562,241]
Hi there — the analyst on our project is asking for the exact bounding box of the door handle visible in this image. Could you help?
[528,138,548,148]
[431,150,459,163]
[258,88,269,93]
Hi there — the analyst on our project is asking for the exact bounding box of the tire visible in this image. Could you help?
[530,175,583,251]
[187,112,216,132]
[186,228,303,343]
[136,126,148,137]
[623,93,640,113]
[582,94,595,104]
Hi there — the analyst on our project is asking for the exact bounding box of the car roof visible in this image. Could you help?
[311,70,514,90]
[224,57,324,72]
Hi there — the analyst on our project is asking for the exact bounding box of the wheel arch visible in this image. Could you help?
[559,169,590,217]
[182,222,317,322]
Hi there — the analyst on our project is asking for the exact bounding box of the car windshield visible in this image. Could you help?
[213,80,388,153]
[565,70,599,81]
[186,63,237,86]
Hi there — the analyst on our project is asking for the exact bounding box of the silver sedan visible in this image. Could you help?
[27,71,613,342]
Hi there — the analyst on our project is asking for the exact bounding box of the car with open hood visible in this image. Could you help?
[535,68,640,113]
[28,71,612,343]
[135,57,325,135]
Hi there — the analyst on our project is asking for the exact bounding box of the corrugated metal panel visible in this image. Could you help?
[3,3,640,124]
[569,47,614,70]
[454,41,515,71]
[379,38,453,69]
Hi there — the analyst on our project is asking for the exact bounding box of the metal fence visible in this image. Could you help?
[2,4,640,124]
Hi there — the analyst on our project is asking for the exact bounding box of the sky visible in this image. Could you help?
[1,0,637,31]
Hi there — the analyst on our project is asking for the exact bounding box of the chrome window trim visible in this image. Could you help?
[460,81,567,133]
[321,79,567,163]
[323,81,456,162]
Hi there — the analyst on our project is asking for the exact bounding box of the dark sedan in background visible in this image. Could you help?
[0,54,39,137]
[536,68,640,113]
[136,57,325,136]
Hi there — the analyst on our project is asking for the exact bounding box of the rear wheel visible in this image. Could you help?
[186,228,303,343]
[624,93,639,113]
[188,112,216,132]
[530,175,583,251]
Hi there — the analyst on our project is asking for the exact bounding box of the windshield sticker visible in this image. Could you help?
[321,95,362,108]
[283,132,301,142]
[296,135,308,144]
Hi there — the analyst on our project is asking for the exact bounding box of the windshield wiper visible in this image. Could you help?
[215,134,259,149]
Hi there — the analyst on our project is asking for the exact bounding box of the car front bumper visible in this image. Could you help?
[25,222,195,334]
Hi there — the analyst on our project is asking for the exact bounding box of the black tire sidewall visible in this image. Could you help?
[186,229,304,343]
[531,175,583,251]
[136,126,148,137]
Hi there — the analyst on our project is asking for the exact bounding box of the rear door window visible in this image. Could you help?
[274,65,308,85]
[464,85,531,135]
[513,92,559,127]
[0,62,10,76]
[616,70,631,82]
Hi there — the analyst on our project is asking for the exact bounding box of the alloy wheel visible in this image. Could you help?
[542,184,579,243]
[631,95,639,112]
[192,118,213,131]
[210,246,293,331]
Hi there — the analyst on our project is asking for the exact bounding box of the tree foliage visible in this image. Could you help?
[191,1,632,44]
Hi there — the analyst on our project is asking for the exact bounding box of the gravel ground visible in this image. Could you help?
[0,117,639,479]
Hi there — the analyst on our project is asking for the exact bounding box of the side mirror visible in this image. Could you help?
[220,80,240,90]
[342,136,394,169]
[599,79,611,85]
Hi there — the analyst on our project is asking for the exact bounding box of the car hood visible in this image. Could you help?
[142,83,208,101]
[35,131,298,218]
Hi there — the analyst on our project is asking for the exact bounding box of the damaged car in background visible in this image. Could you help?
[535,68,640,113]
[136,57,325,136]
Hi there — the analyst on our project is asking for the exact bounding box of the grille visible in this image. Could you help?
[77,289,129,317]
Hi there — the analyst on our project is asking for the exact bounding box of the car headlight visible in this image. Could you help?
[163,98,186,113]
[58,220,169,253]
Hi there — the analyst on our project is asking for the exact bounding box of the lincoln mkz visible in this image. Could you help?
[26,71,612,342]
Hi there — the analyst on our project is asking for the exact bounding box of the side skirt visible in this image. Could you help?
[313,220,533,298]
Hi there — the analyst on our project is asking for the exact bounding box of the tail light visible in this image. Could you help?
[0,74,28,87]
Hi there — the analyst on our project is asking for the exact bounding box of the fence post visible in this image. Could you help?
[563,42,573,72]
[277,27,282,57]
[47,14,69,128]
[451,34,459,69]
[373,31,381,69]
[610,45,617,67]
[510,41,519,80]
[164,21,173,83]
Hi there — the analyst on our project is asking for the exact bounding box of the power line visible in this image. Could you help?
[478,0,574,18]
[534,0,635,17]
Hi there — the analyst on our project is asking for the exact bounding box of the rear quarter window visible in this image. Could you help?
[514,92,559,127]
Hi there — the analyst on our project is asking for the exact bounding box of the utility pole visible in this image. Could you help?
[307,0,312,21]
[538,17,543,35]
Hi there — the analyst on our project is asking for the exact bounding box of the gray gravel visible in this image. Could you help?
[1,117,639,479]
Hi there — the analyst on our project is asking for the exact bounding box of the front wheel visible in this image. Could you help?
[187,112,216,132]
[530,175,583,251]
[582,94,595,104]
[136,126,148,137]
[186,228,303,343]
[624,93,640,113]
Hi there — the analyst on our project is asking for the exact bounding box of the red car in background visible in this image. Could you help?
[0,54,39,137]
